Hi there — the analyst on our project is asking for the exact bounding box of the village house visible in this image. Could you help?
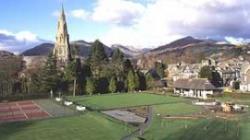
[173,78,222,99]
[239,63,250,92]
[167,62,200,82]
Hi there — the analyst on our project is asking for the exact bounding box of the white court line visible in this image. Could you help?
[16,102,28,120]
[32,100,53,117]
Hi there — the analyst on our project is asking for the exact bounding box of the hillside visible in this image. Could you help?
[22,41,123,57]
[111,44,146,57]
[151,36,204,53]
[22,43,54,56]
[137,36,245,69]
[0,50,14,57]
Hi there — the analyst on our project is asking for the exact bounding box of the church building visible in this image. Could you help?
[53,5,72,66]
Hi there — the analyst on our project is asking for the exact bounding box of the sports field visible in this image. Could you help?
[0,100,50,122]
[1,93,250,140]
[68,93,186,110]
[0,112,134,140]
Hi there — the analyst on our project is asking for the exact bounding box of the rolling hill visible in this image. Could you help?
[136,36,248,69]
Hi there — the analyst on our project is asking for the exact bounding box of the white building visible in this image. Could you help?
[173,78,222,99]
[240,63,250,92]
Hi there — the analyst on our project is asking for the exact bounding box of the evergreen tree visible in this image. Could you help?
[40,53,60,93]
[146,73,155,89]
[89,40,108,78]
[123,59,133,74]
[112,48,124,62]
[111,49,124,80]
[137,71,147,90]
[155,62,166,78]
[64,59,82,96]
[85,78,95,95]
[199,66,213,80]
[127,70,139,92]
[109,77,117,93]
[134,72,140,91]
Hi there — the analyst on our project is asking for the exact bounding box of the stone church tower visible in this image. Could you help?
[53,5,72,65]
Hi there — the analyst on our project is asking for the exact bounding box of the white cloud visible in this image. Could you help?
[50,0,250,48]
[70,9,90,20]
[94,0,250,48]
[91,0,145,25]
[0,29,43,53]
[15,31,39,42]
[225,36,250,45]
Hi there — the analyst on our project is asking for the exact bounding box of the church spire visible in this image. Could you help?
[61,3,66,21]
[53,4,72,66]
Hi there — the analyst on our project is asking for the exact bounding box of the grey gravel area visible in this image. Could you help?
[34,99,78,117]
[103,110,145,123]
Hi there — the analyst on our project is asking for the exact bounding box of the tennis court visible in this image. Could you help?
[0,100,51,122]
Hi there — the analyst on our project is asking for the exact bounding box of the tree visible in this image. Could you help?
[111,49,124,80]
[64,59,82,96]
[127,70,135,91]
[155,61,166,78]
[199,66,223,87]
[89,40,108,78]
[138,71,147,90]
[40,53,60,93]
[127,70,139,91]
[85,78,96,95]
[199,66,213,80]
[109,77,117,93]
[146,73,155,89]
[123,59,133,74]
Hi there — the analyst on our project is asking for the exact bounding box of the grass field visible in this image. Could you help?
[153,102,203,116]
[143,117,250,140]
[67,93,186,110]
[1,93,250,140]
[215,93,250,105]
[0,112,134,140]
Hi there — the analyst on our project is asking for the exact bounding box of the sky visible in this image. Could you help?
[1,0,250,52]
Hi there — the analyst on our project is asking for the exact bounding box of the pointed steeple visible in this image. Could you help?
[60,3,66,21]
[53,4,72,66]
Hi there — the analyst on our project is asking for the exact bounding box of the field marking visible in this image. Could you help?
[16,102,28,120]
[32,100,52,117]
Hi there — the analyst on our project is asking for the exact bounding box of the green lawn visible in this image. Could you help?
[154,103,203,116]
[0,112,134,140]
[215,93,250,104]
[144,116,249,140]
[67,93,186,110]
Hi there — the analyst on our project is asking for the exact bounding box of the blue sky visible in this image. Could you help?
[1,0,250,53]
[0,0,109,41]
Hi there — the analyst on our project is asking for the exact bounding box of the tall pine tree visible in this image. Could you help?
[89,40,108,78]
[40,53,60,93]
[109,76,117,93]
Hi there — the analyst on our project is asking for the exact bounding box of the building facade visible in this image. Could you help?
[173,78,222,99]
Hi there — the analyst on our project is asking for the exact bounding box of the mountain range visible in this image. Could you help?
[2,36,250,70]
[21,40,146,58]
[136,36,250,68]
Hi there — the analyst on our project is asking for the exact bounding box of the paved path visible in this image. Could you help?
[103,110,145,124]
[35,99,77,117]
[121,106,153,140]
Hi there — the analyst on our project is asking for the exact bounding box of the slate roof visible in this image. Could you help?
[173,78,217,90]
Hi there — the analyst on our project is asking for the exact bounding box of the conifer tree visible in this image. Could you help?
[40,53,60,93]
[85,78,95,95]
[155,62,166,79]
[89,40,108,78]
[109,77,117,93]
[127,70,139,92]
[111,49,124,80]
